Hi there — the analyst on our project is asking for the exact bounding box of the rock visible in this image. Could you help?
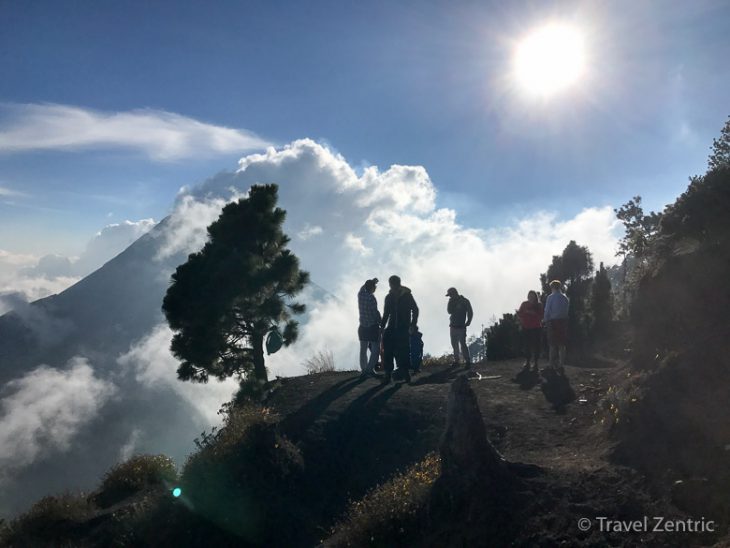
[427,376,514,545]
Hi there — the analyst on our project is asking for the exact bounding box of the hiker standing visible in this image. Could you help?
[381,275,419,384]
[543,280,570,372]
[446,287,473,369]
[358,278,382,378]
[517,290,543,372]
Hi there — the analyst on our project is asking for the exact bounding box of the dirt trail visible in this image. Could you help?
[271,359,614,473]
[263,360,730,546]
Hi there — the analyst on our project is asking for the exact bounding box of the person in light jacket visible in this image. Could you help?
[543,280,570,371]
[446,287,474,369]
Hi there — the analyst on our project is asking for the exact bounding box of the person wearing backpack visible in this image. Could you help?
[357,278,382,379]
[446,287,474,369]
[381,275,419,384]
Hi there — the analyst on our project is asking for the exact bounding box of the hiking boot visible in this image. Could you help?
[382,373,392,384]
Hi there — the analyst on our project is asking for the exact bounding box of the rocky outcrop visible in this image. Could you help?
[427,376,516,546]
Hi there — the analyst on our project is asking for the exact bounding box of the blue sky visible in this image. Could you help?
[1,0,728,256]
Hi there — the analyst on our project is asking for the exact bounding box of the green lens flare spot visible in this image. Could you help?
[172,487,182,498]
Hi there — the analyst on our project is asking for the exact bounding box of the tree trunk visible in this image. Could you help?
[252,332,268,383]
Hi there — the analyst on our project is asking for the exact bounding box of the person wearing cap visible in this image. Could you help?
[381,275,419,384]
[446,287,474,368]
[543,280,570,372]
[357,278,382,378]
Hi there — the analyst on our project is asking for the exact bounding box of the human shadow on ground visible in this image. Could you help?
[540,368,576,414]
[512,367,541,390]
[410,366,461,386]
[280,375,366,440]
[297,382,412,533]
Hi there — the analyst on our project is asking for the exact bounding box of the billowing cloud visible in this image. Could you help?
[117,324,237,425]
[0,357,116,474]
[0,103,272,161]
[139,139,620,379]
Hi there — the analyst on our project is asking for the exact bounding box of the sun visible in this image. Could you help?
[513,23,586,97]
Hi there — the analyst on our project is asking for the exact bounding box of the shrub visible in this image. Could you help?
[181,402,304,545]
[95,454,177,508]
[328,452,441,547]
[421,353,452,368]
[304,349,336,374]
[1,492,93,544]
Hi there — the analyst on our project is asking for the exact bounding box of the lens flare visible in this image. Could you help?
[172,487,182,497]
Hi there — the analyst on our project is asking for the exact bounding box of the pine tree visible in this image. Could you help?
[162,184,309,384]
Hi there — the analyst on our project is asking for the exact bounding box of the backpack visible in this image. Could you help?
[265,328,284,355]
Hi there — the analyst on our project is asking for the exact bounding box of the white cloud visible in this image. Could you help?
[297,224,323,241]
[118,428,142,462]
[344,233,373,256]
[0,357,116,474]
[0,250,79,310]
[117,324,237,425]
[154,193,241,260]
[0,103,272,161]
[0,186,29,198]
[75,219,156,273]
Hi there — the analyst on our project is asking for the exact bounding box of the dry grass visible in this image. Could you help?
[0,492,94,544]
[328,452,441,547]
[421,353,453,368]
[305,349,336,374]
[95,454,177,508]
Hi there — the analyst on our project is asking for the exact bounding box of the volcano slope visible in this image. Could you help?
[2,360,727,547]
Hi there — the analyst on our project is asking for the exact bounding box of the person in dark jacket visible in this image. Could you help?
[517,290,543,372]
[446,287,473,368]
[381,275,419,384]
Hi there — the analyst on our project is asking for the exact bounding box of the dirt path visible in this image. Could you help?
[271,359,615,473]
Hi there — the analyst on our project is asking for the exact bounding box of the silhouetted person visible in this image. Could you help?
[544,280,569,372]
[358,278,382,379]
[446,287,473,369]
[409,325,424,374]
[517,290,543,372]
[381,275,419,384]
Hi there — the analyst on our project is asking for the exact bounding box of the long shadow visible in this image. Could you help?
[298,381,428,538]
[280,375,366,440]
[411,366,460,386]
[540,368,576,414]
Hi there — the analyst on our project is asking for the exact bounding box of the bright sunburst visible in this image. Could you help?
[514,23,586,98]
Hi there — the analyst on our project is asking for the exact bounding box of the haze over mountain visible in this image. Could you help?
[0,139,620,515]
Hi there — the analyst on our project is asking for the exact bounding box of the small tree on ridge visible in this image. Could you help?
[163,184,309,384]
